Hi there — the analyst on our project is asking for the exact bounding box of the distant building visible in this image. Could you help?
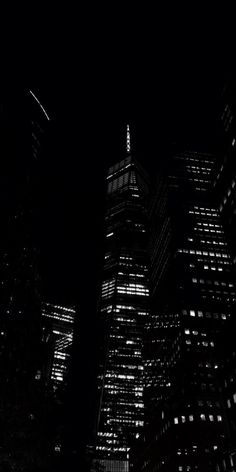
[42,302,76,389]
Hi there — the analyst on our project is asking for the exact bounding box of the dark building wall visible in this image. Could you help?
[0,89,55,470]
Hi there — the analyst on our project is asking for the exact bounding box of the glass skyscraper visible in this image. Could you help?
[93,127,149,472]
[133,150,236,471]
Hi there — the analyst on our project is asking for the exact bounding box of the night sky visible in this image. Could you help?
[4,13,234,458]
[34,39,229,311]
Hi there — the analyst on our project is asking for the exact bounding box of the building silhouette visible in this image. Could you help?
[0,89,53,470]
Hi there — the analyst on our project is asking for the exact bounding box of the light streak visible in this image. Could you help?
[29,89,50,121]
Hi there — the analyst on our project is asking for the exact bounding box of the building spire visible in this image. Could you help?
[126,124,131,154]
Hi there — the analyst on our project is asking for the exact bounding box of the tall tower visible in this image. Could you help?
[94,126,149,472]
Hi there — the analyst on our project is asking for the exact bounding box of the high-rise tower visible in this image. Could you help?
[93,126,149,472]
[133,149,236,472]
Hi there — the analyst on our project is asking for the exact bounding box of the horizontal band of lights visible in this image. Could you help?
[174,414,222,424]
[117,283,149,296]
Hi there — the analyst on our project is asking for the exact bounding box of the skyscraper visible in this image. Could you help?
[93,126,149,472]
[133,149,236,471]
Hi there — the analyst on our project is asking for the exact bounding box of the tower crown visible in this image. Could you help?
[126,124,131,154]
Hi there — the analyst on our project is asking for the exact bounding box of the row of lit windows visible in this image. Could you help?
[43,303,76,314]
[182,309,228,320]
[194,226,224,234]
[115,304,136,311]
[185,339,214,347]
[196,222,222,229]
[42,312,75,324]
[174,414,222,424]
[115,316,136,323]
[104,384,143,391]
[107,418,144,426]
[192,278,234,288]
[194,205,217,212]
[178,248,229,258]
[54,352,67,360]
[118,271,145,278]
[189,177,210,184]
[184,329,207,337]
[98,432,117,438]
[201,259,230,268]
[117,284,149,296]
[186,165,212,172]
[176,154,214,163]
[199,239,226,247]
[189,210,218,217]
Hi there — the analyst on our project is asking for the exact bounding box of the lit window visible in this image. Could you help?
[190,310,195,317]
[200,414,206,421]
[189,415,194,421]
[233,393,236,403]
[174,417,178,424]
[217,415,222,422]
[209,415,214,422]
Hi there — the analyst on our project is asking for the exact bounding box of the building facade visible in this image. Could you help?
[132,150,236,472]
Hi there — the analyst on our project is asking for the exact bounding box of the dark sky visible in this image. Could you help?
[31,29,231,311]
[4,12,230,339]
